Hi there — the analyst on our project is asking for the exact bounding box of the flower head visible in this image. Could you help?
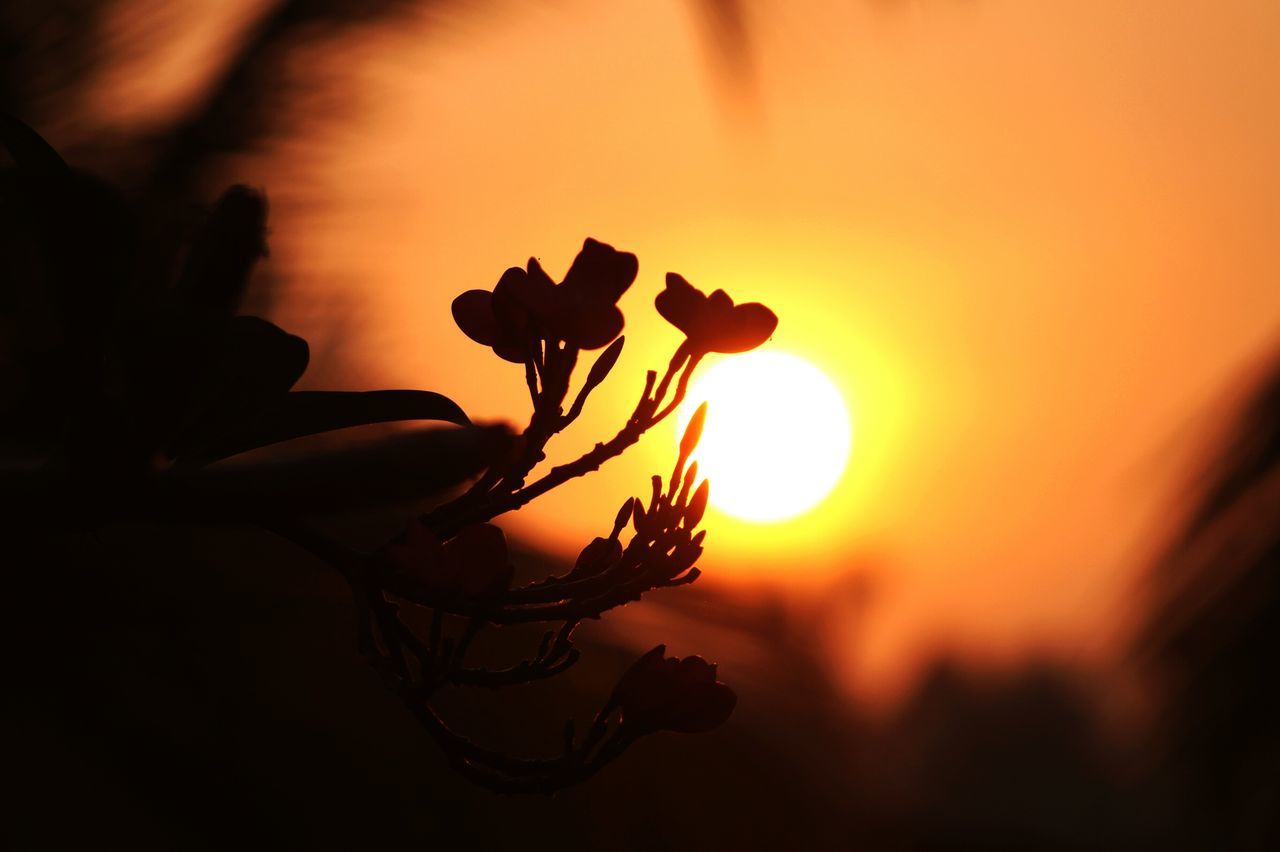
[453,238,637,361]
[383,522,513,602]
[655,273,777,354]
[608,644,736,735]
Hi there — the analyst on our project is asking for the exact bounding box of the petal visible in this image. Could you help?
[668,682,737,733]
[566,304,624,350]
[621,645,669,682]
[498,259,560,332]
[711,302,778,353]
[561,237,638,304]
[677,655,718,684]
[609,644,669,709]
[492,342,531,364]
[492,267,534,329]
[655,273,706,334]
[707,289,736,313]
[451,289,500,345]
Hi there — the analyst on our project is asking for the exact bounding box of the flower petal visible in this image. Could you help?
[676,655,718,683]
[451,289,500,346]
[503,259,561,333]
[655,273,706,335]
[566,304,624,350]
[492,342,530,364]
[668,682,737,733]
[561,237,638,303]
[712,302,778,353]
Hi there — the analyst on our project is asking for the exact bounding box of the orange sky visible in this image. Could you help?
[92,0,1280,700]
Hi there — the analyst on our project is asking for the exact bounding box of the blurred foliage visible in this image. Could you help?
[2,1,1279,848]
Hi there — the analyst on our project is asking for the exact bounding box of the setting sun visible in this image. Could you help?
[678,351,852,522]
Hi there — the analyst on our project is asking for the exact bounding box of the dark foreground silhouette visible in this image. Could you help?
[5,107,1279,846]
[1,115,784,797]
[3,5,1279,842]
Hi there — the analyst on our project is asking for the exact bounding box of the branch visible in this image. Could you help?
[425,347,701,535]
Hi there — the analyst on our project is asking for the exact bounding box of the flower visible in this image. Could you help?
[383,522,513,602]
[607,645,736,734]
[452,238,637,361]
[655,273,777,354]
[451,270,537,363]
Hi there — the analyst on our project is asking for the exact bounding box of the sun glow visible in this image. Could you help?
[678,351,852,523]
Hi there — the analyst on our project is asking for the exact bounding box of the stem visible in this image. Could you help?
[430,346,703,535]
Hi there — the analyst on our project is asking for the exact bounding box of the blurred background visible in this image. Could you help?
[3,1,1278,848]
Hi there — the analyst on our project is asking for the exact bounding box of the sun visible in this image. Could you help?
[677,351,852,522]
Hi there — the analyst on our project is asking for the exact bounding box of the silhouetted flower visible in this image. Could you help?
[451,269,541,363]
[452,238,637,361]
[608,645,736,734]
[384,522,513,602]
[655,273,777,354]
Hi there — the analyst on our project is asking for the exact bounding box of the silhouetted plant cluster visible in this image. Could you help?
[363,234,777,792]
[0,115,777,793]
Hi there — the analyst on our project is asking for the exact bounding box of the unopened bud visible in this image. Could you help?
[680,402,708,460]
[612,497,635,538]
[685,480,710,527]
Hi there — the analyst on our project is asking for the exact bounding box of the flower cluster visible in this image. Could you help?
[452,238,637,362]
[353,239,778,792]
[657,272,777,354]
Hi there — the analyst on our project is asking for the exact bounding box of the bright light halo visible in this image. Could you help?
[677,351,852,522]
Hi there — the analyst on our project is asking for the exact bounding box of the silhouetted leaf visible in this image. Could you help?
[218,315,310,393]
[164,425,513,512]
[176,185,268,319]
[2,116,137,385]
[167,315,309,457]
[189,389,471,462]
[0,114,67,174]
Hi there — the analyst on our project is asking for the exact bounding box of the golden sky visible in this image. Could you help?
[96,0,1280,699]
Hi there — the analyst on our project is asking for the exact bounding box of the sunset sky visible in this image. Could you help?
[90,0,1280,699]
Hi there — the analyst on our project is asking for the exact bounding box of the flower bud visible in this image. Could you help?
[685,480,710,527]
[680,402,707,460]
[608,645,736,735]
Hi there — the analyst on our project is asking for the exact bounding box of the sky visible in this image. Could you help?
[91,0,1280,700]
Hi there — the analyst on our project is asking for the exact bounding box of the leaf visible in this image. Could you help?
[166,316,309,457]
[165,425,513,511]
[217,315,311,396]
[188,389,472,462]
[0,114,67,174]
[1,115,136,364]
[175,185,268,319]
